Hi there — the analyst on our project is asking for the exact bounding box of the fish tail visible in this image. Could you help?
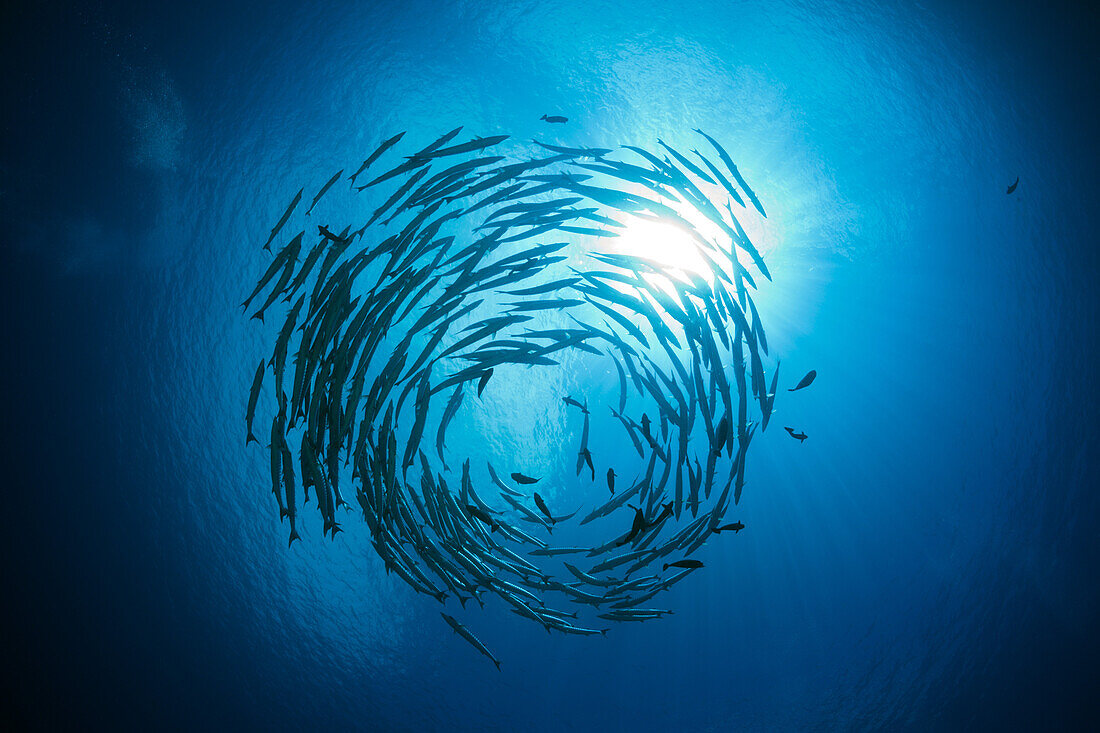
[494,660,501,671]
[246,432,258,446]
[251,310,264,323]
[288,529,301,546]
[662,563,669,571]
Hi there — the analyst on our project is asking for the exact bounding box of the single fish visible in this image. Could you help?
[607,468,616,495]
[713,414,730,456]
[662,559,704,571]
[511,472,540,485]
[282,441,299,546]
[476,368,493,398]
[317,224,349,244]
[784,427,807,443]
[579,448,595,481]
[533,492,555,524]
[562,395,589,414]
[418,135,509,161]
[435,384,465,466]
[465,504,498,533]
[1006,177,1019,194]
[789,370,816,392]
[615,505,649,547]
[348,131,406,186]
[246,359,265,445]
[713,522,744,534]
[540,114,568,123]
[411,126,464,159]
[263,188,303,251]
[305,169,345,216]
[440,613,501,670]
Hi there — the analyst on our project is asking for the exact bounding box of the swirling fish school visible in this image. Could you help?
[244,127,780,665]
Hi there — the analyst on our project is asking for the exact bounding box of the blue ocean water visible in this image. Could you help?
[2,1,1098,730]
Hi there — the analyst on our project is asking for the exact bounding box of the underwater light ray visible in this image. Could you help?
[244,126,778,665]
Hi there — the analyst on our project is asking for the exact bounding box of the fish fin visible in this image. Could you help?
[246,432,258,446]
[494,660,501,671]
[288,530,300,546]
[251,311,264,323]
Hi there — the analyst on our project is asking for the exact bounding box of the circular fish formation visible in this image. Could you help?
[244,127,778,666]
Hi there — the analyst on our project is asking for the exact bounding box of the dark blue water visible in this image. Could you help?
[3,1,1098,729]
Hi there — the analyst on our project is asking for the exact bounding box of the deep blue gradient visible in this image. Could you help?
[2,1,1098,729]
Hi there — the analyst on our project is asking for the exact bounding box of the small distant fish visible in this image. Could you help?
[305,169,345,216]
[533,492,555,524]
[662,559,703,571]
[788,370,816,392]
[784,427,807,443]
[348,131,406,186]
[606,468,616,495]
[579,448,595,481]
[477,368,493,398]
[713,522,744,534]
[562,395,589,414]
[465,504,498,532]
[246,359,265,445]
[1006,177,1019,194]
[441,613,501,670]
[511,472,540,485]
[540,114,568,124]
[317,224,349,244]
[263,188,303,250]
[616,505,649,546]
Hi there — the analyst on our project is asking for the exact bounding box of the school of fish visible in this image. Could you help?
[244,127,811,666]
